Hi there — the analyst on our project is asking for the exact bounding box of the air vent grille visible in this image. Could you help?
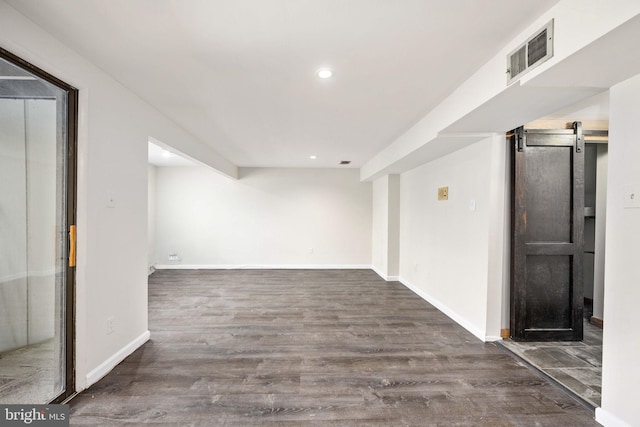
[528,28,548,66]
[507,20,553,84]
[510,46,527,79]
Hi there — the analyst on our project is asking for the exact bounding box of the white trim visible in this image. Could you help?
[371,265,399,282]
[154,264,372,270]
[398,277,487,342]
[595,408,632,427]
[85,330,150,387]
[484,335,502,342]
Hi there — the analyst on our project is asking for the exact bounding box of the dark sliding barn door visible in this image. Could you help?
[510,123,584,341]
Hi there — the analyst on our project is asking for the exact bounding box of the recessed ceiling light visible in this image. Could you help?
[316,68,333,79]
[162,150,172,158]
[309,155,317,160]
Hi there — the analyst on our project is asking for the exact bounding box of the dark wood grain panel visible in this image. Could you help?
[525,255,572,330]
[524,146,572,243]
[68,269,598,426]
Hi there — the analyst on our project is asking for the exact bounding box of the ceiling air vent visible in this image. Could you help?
[507,19,554,85]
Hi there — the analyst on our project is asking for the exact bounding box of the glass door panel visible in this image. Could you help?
[0,52,74,403]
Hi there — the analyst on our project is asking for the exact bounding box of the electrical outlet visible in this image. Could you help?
[308,247,314,254]
[107,316,115,335]
[168,253,180,262]
[438,186,449,201]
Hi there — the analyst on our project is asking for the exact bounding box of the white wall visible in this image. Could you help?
[398,135,506,341]
[147,165,157,273]
[0,2,234,390]
[154,167,372,268]
[596,73,640,427]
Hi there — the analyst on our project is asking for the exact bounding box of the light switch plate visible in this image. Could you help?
[623,188,640,209]
[106,191,116,208]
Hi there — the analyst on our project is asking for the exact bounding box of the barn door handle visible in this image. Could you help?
[573,121,583,153]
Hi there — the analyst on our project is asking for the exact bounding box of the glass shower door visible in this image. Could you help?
[0,52,75,404]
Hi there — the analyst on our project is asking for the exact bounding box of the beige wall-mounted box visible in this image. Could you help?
[438,186,448,201]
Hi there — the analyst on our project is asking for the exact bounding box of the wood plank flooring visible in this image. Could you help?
[69,270,599,426]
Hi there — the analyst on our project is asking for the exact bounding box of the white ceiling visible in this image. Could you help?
[7,0,561,168]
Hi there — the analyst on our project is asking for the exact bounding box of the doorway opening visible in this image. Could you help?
[501,94,609,408]
[0,47,77,404]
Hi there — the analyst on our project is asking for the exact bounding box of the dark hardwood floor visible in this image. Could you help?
[69,270,598,426]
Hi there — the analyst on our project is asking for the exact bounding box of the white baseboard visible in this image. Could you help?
[85,330,150,387]
[371,265,400,282]
[398,277,487,342]
[595,408,632,427]
[154,264,372,270]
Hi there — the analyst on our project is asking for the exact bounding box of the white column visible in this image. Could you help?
[596,72,640,427]
[371,174,400,280]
